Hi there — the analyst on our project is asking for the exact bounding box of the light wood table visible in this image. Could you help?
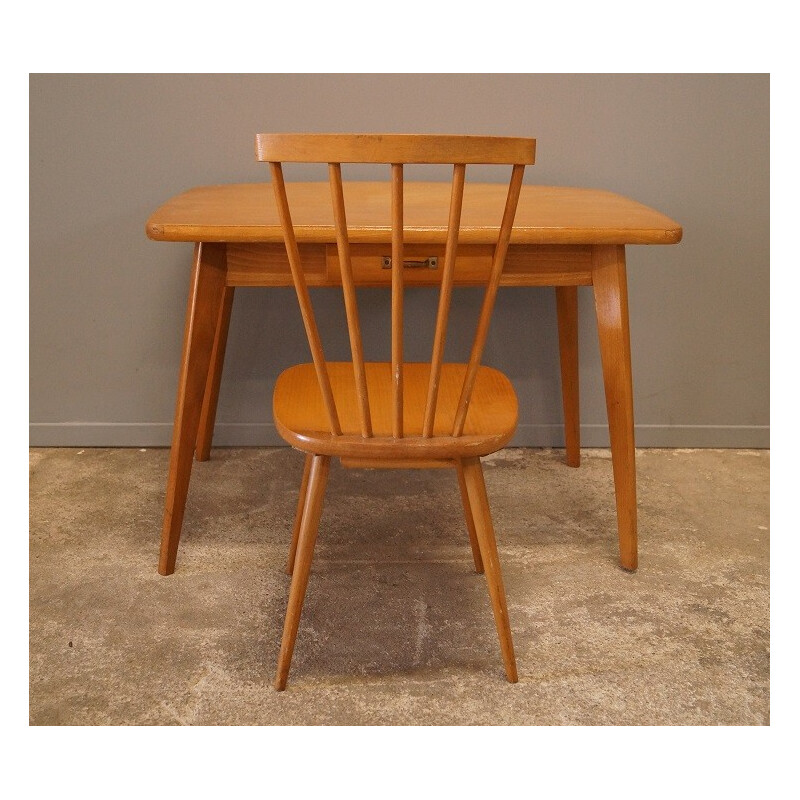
[146,182,682,576]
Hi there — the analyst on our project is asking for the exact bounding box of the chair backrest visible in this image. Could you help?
[256,133,536,441]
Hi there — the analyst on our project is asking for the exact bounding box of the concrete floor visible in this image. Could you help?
[29,447,769,725]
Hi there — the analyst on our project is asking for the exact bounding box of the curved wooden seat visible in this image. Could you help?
[274,361,518,459]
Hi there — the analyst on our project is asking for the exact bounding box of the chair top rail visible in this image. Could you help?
[256,134,536,166]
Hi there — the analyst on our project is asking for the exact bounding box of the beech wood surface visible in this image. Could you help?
[592,245,637,571]
[274,454,330,691]
[286,454,313,576]
[255,133,535,165]
[391,164,404,439]
[273,362,518,459]
[423,164,466,437]
[452,165,524,438]
[158,243,227,576]
[270,163,341,436]
[225,241,594,288]
[146,182,682,246]
[456,459,485,574]
[195,285,235,461]
[329,163,371,437]
[556,286,581,467]
[461,457,518,682]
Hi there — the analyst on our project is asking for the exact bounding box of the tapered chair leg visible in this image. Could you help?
[275,454,330,691]
[455,460,484,574]
[286,454,313,575]
[460,457,518,683]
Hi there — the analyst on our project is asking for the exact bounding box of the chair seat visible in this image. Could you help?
[273,362,518,459]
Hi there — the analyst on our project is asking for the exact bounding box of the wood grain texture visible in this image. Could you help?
[423,163,465,437]
[195,285,234,461]
[461,457,518,682]
[270,163,341,436]
[146,183,683,246]
[456,459,485,574]
[286,454,313,576]
[274,454,330,691]
[225,243,327,287]
[255,133,535,165]
[592,245,637,571]
[452,164,525,437]
[555,285,581,467]
[273,362,518,460]
[226,242,593,287]
[391,164,404,439]
[330,163,372,437]
[339,457,454,469]
[158,243,227,576]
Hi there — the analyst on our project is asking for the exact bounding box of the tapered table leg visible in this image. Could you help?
[555,286,580,467]
[159,243,228,576]
[195,286,235,461]
[592,245,637,571]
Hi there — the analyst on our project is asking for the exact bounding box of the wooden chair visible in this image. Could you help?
[257,133,536,690]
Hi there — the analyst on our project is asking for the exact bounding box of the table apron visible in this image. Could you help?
[224,243,594,288]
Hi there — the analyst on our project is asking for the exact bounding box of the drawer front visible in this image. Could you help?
[225,243,593,287]
[226,243,327,286]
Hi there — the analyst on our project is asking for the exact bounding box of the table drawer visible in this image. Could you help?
[225,242,593,287]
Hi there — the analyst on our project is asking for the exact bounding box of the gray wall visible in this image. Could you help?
[29,74,769,448]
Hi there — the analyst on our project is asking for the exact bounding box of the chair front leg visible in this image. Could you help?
[275,454,331,691]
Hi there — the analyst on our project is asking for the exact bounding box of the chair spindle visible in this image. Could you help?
[452,163,526,437]
[391,163,404,439]
[329,162,372,438]
[423,162,466,437]
[269,162,342,436]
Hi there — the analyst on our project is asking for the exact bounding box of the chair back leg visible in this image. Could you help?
[459,457,518,683]
[286,454,314,576]
[455,460,485,574]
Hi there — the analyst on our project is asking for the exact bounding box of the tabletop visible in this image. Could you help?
[146,182,683,246]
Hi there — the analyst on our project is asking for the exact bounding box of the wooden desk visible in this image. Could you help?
[147,182,682,576]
